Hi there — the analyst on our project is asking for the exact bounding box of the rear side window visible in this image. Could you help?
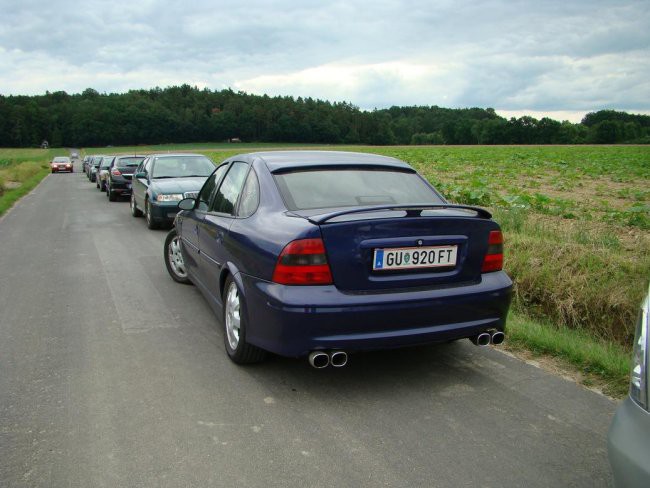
[274,169,442,211]
[237,169,259,218]
[212,162,248,215]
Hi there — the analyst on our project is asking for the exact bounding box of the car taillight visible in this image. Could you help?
[272,238,333,285]
[111,168,122,176]
[481,230,503,273]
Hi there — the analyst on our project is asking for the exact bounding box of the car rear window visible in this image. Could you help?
[117,157,145,168]
[274,168,443,211]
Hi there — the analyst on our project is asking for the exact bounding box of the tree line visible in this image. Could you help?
[0,85,648,147]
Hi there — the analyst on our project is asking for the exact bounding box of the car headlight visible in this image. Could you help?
[156,193,184,202]
[630,290,649,410]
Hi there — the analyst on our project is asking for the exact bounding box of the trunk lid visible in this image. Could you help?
[307,206,499,292]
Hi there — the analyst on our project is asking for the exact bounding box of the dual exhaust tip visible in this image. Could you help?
[308,350,348,369]
[471,330,505,346]
[308,331,504,368]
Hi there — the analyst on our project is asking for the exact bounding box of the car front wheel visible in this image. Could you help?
[222,276,267,364]
[164,229,191,284]
[130,193,143,217]
[145,199,159,229]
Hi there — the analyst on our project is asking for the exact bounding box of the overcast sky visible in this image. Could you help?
[1,0,648,122]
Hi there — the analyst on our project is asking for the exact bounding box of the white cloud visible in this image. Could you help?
[0,0,648,117]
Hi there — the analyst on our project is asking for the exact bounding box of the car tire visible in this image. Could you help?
[130,193,143,217]
[164,229,192,285]
[222,276,267,364]
[108,186,117,201]
[145,199,159,229]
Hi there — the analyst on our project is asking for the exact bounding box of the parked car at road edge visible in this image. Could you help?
[164,151,512,367]
[608,282,650,488]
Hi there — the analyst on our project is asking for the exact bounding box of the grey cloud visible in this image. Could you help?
[0,0,648,115]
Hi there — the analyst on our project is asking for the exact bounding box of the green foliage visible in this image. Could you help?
[2,87,649,148]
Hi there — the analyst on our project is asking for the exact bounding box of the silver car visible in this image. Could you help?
[608,283,650,487]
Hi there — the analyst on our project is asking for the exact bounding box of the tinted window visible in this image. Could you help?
[212,162,248,215]
[197,164,228,212]
[274,169,442,211]
[152,156,215,178]
[237,169,259,218]
[143,158,152,174]
[117,157,145,168]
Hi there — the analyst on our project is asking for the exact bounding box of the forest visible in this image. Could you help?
[0,85,648,147]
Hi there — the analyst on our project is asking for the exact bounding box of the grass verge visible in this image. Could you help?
[0,165,51,217]
[505,310,631,398]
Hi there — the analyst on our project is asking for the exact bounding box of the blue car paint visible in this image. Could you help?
[175,151,513,358]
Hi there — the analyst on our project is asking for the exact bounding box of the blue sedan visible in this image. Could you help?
[164,151,512,367]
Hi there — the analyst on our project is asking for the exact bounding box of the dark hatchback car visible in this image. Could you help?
[106,155,145,201]
[131,153,215,229]
[164,151,512,367]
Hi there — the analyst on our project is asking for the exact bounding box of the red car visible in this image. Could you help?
[51,156,73,173]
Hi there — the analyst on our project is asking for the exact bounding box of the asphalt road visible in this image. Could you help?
[0,161,618,487]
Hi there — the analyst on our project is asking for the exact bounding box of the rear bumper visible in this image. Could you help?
[608,396,650,488]
[241,271,512,357]
[109,179,133,193]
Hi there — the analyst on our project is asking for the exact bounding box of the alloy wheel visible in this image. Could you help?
[167,235,187,279]
[225,283,241,350]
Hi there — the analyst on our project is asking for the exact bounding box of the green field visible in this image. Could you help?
[2,143,648,395]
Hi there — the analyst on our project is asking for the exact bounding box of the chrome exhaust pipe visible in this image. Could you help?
[470,332,491,346]
[490,331,505,345]
[308,351,330,369]
[330,351,348,367]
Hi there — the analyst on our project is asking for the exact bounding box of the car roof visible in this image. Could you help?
[248,151,413,173]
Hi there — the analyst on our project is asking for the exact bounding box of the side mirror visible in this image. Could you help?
[134,172,147,179]
[178,198,196,211]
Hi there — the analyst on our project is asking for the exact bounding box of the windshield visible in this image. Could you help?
[274,168,443,211]
[53,157,69,163]
[152,156,215,179]
[101,158,114,168]
[117,157,145,168]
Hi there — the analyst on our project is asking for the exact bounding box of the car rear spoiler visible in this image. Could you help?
[302,204,492,225]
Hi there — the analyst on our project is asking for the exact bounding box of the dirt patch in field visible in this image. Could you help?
[3,181,22,190]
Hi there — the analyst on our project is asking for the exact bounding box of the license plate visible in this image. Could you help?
[373,245,458,271]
